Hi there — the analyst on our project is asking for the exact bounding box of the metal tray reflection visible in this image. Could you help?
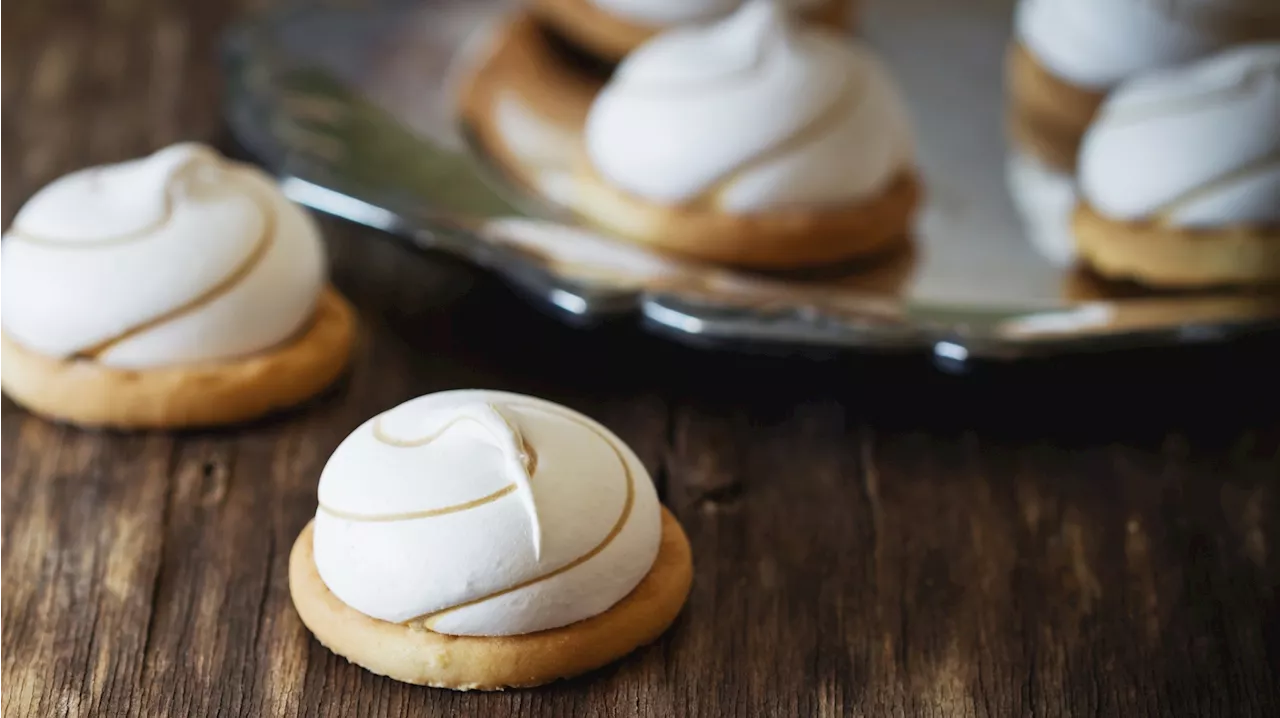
[221,0,1280,361]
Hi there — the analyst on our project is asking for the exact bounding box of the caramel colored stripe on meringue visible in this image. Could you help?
[406,421,637,631]
[1151,151,1280,226]
[74,188,278,360]
[699,81,861,210]
[317,483,520,523]
[1101,65,1278,127]
[371,410,540,476]
[8,192,176,248]
[8,149,219,248]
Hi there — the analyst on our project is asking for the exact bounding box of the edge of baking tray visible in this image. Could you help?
[218,21,1280,364]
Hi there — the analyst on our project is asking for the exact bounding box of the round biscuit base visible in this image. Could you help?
[1072,202,1280,289]
[288,507,694,691]
[0,286,357,430]
[571,164,920,270]
[1004,41,1106,174]
[531,0,856,64]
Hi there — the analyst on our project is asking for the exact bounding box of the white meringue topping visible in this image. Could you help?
[373,401,544,557]
[1,143,326,368]
[312,390,663,637]
[1013,0,1273,89]
[1015,0,1212,89]
[1078,43,1280,228]
[583,0,913,211]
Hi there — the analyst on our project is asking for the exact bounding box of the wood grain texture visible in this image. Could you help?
[3,1,1280,716]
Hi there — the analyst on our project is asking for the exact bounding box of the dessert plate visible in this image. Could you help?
[220,0,1280,362]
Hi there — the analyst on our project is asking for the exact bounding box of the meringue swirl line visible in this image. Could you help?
[1151,150,1280,225]
[7,149,205,248]
[320,402,544,558]
[1099,61,1280,126]
[8,150,280,361]
[408,412,635,631]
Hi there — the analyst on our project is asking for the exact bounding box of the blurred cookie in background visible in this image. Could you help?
[1073,43,1280,288]
[530,0,857,65]
[1005,0,1276,173]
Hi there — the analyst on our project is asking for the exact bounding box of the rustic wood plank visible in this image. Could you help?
[4,0,1280,716]
[4,228,1280,718]
[1,414,175,717]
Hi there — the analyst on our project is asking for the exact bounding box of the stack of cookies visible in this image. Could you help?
[1004,0,1280,288]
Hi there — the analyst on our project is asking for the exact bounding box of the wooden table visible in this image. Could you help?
[4,2,1279,716]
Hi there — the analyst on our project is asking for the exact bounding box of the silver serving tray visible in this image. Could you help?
[221,0,1280,361]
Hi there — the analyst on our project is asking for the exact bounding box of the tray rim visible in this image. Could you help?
[217,9,1280,364]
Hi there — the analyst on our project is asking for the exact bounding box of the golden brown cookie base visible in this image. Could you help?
[1073,202,1280,289]
[571,164,920,270]
[0,286,357,430]
[289,508,694,690]
[532,0,856,64]
[1005,41,1106,173]
[1058,267,1280,333]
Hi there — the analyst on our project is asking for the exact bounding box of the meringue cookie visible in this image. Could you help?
[1078,43,1280,228]
[1013,0,1269,90]
[584,0,913,212]
[0,143,356,429]
[312,390,663,637]
[1072,44,1280,287]
[1,143,325,368]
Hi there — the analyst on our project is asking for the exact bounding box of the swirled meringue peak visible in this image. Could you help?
[312,390,663,637]
[1,143,326,368]
[589,0,826,26]
[1078,43,1280,227]
[584,0,914,212]
[1014,0,1275,89]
